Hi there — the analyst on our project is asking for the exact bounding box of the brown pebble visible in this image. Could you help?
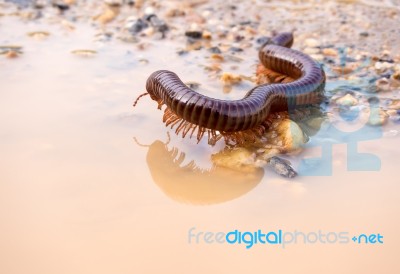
[5,50,19,58]
[332,65,355,75]
[322,48,338,56]
[392,71,400,81]
[202,31,212,40]
[210,54,224,62]
[220,72,242,85]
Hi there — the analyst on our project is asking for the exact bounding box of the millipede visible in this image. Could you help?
[133,32,326,145]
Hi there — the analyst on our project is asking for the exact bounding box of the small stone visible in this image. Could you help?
[310,54,324,61]
[267,156,297,178]
[71,49,97,57]
[375,61,394,72]
[53,2,69,11]
[165,8,185,17]
[104,0,123,7]
[264,119,306,152]
[144,7,155,15]
[375,77,391,92]
[211,147,257,173]
[204,63,222,72]
[362,108,389,126]
[208,46,221,54]
[176,49,188,56]
[305,117,326,130]
[210,54,224,61]
[386,109,397,116]
[359,31,369,37]
[5,50,20,58]
[336,94,358,107]
[126,18,148,34]
[148,16,168,33]
[185,30,203,39]
[304,47,320,54]
[332,65,355,75]
[229,47,243,52]
[95,6,119,24]
[304,38,320,48]
[138,58,149,65]
[256,36,270,45]
[388,100,400,110]
[392,71,400,81]
[33,0,46,9]
[202,31,212,39]
[322,48,338,56]
[142,27,155,37]
[0,45,23,55]
[27,31,50,39]
[220,72,242,85]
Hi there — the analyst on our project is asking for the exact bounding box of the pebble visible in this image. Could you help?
[165,8,186,17]
[148,16,168,33]
[229,46,243,53]
[304,38,321,48]
[375,77,391,92]
[263,119,306,152]
[391,71,400,81]
[211,147,258,173]
[304,47,320,54]
[332,65,355,75]
[256,36,270,45]
[5,50,20,58]
[388,100,400,110]
[336,94,358,107]
[267,156,297,178]
[0,45,23,55]
[220,72,242,85]
[27,31,50,39]
[310,54,324,61]
[176,49,188,56]
[104,0,123,7]
[208,46,222,54]
[322,48,338,56]
[202,31,212,39]
[70,49,97,57]
[144,7,155,15]
[53,2,70,11]
[375,61,394,72]
[210,54,224,61]
[126,18,148,34]
[185,30,203,39]
[364,108,389,126]
[305,116,326,130]
[95,6,119,24]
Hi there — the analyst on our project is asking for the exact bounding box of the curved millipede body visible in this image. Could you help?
[140,32,325,144]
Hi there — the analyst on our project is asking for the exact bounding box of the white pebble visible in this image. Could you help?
[304,38,321,48]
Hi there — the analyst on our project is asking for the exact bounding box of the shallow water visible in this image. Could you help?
[1,1,400,273]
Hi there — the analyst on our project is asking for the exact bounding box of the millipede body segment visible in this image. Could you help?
[140,32,325,144]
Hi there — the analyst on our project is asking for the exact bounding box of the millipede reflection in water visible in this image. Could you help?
[134,138,263,204]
